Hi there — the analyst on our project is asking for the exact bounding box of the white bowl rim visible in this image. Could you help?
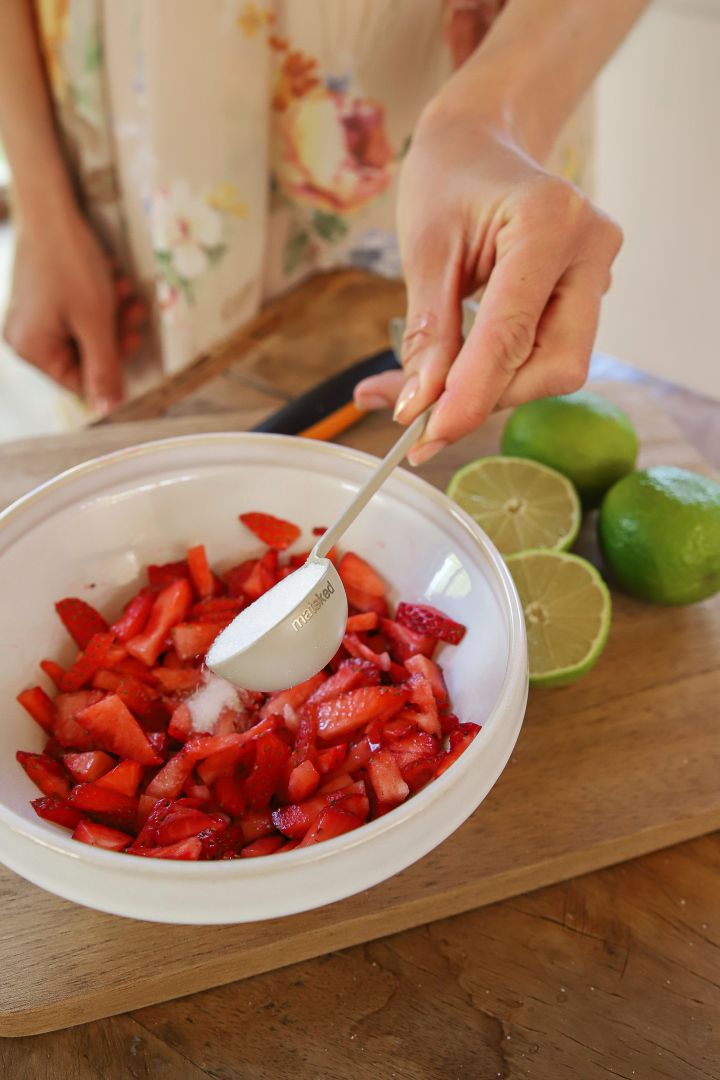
[0,432,526,878]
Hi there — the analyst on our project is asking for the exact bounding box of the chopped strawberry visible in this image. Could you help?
[290,712,316,767]
[314,743,348,775]
[297,806,363,847]
[55,598,109,649]
[307,660,381,708]
[167,703,193,742]
[241,549,278,601]
[317,772,354,794]
[344,586,389,617]
[260,672,327,721]
[190,597,244,622]
[434,722,481,777]
[338,552,386,597]
[73,819,132,851]
[439,712,461,736]
[379,618,436,661]
[126,578,193,666]
[240,834,285,858]
[367,749,410,808]
[153,668,203,694]
[32,795,84,830]
[395,603,467,645]
[346,611,379,632]
[225,559,256,598]
[91,669,159,720]
[60,632,115,692]
[108,655,159,686]
[406,672,441,737]
[63,750,115,783]
[271,781,366,838]
[186,544,215,600]
[40,658,66,690]
[197,741,255,786]
[239,809,275,843]
[314,685,410,742]
[405,654,449,709]
[155,807,218,846]
[17,686,55,734]
[401,757,438,793]
[76,695,162,766]
[387,731,439,772]
[53,690,104,749]
[287,759,320,802]
[212,774,246,817]
[110,588,156,642]
[131,837,202,860]
[239,511,301,551]
[16,751,70,798]
[342,633,391,671]
[242,732,291,809]
[381,713,417,741]
[65,782,139,830]
[95,760,144,797]
[170,621,223,661]
[146,559,190,589]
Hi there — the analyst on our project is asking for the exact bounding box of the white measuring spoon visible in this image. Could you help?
[206,407,432,691]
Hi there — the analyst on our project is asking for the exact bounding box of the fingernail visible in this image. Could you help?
[92,396,116,418]
[393,374,419,421]
[356,393,392,411]
[407,439,448,467]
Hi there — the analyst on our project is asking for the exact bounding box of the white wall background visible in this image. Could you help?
[594,0,720,401]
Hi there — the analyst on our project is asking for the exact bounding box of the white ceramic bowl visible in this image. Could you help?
[0,434,528,924]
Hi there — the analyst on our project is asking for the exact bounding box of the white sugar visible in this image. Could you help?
[186,672,240,733]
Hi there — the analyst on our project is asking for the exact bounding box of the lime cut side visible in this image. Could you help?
[447,456,581,555]
[505,550,612,688]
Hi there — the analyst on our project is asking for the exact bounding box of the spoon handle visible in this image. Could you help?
[311,406,432,561]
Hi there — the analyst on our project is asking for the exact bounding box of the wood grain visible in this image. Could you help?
[0,383,718,1040]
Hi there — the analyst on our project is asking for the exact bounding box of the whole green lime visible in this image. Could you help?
[501,391,639,507]
[599,466,720,605]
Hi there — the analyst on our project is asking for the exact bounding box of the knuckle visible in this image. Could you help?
[486,312,536,375]
[550,359,589,397]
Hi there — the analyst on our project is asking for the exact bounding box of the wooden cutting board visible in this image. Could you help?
[0,382,718,1037]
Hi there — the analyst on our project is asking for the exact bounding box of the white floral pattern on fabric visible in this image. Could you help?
[152,182,228,303]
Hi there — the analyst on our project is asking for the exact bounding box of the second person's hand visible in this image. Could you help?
[354,105,623,465]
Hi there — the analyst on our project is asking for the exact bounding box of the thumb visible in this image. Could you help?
[76,312,125,416]
[393,231,463,425]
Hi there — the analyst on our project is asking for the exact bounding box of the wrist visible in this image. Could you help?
[12,169,83,234]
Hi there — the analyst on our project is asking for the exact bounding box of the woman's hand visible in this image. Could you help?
[3,210,145,414]
[354,109,623,464]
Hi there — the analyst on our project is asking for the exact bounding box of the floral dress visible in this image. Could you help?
[34,0,591,390]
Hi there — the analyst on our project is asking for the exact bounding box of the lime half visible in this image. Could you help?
[506,550,611,688]
[447,456,581,556]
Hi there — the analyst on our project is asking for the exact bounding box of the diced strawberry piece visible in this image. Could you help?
[110,588,155,642]
[405,654,449,709]
[297,806,363,847]
[382,713,417,740]
[239,511,301,551]
[60,633,115,692]
[147,731,170,758]
[32,795,83,831]
[260,672,327,721]
[338,552,386,597]
[379,618,436,662]
[108,655,159,686]
[314,743,348,775]
[406,673,441,737]
[197,741,254,786]
[167,703,193,742]
[153,668,203,695]
[53,689,104,749]
[73,819,132,851]
[387,731,440,771]
[240,834,285,858]
[287,759,320,802]
[345,586,389,616]
[400,757,438,793]
[183,780,212,801]
[131,837,202,860]
[171,621,223,661]
[146,559,190,589]
[271,781,366,838]
[439,712,461,736]
[242,733,291,809]
[17,686,55,734]
[40,659,65,690]
[346,611,379,632]
[317,773,354,794]
[212,774,246,817]
[225,559,255,598]
[240,808,275,842]
[92,669,159,720]
[343,633,390,671]
[42,737,65,760]
[127,578,193,666]
[287,551,311,570]
[314,685,411,742]
[308,660,381,709]
[16,751,70,798]
[435,724,480,776]
[55,598,109,649]
[77,695,162,766]
[190,597,244,622]
[367,749,410,808]
[395,603,467,646]
[186,544,215,600]
[65,782,139,830]
[147,724,275,799]
[63,750,115,783]
[241,549,279,601]
[95,760,144,797]
[291,712,316,767]
[155,807,218,846]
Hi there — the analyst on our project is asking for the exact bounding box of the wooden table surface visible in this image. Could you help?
[2,272,719,1079]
